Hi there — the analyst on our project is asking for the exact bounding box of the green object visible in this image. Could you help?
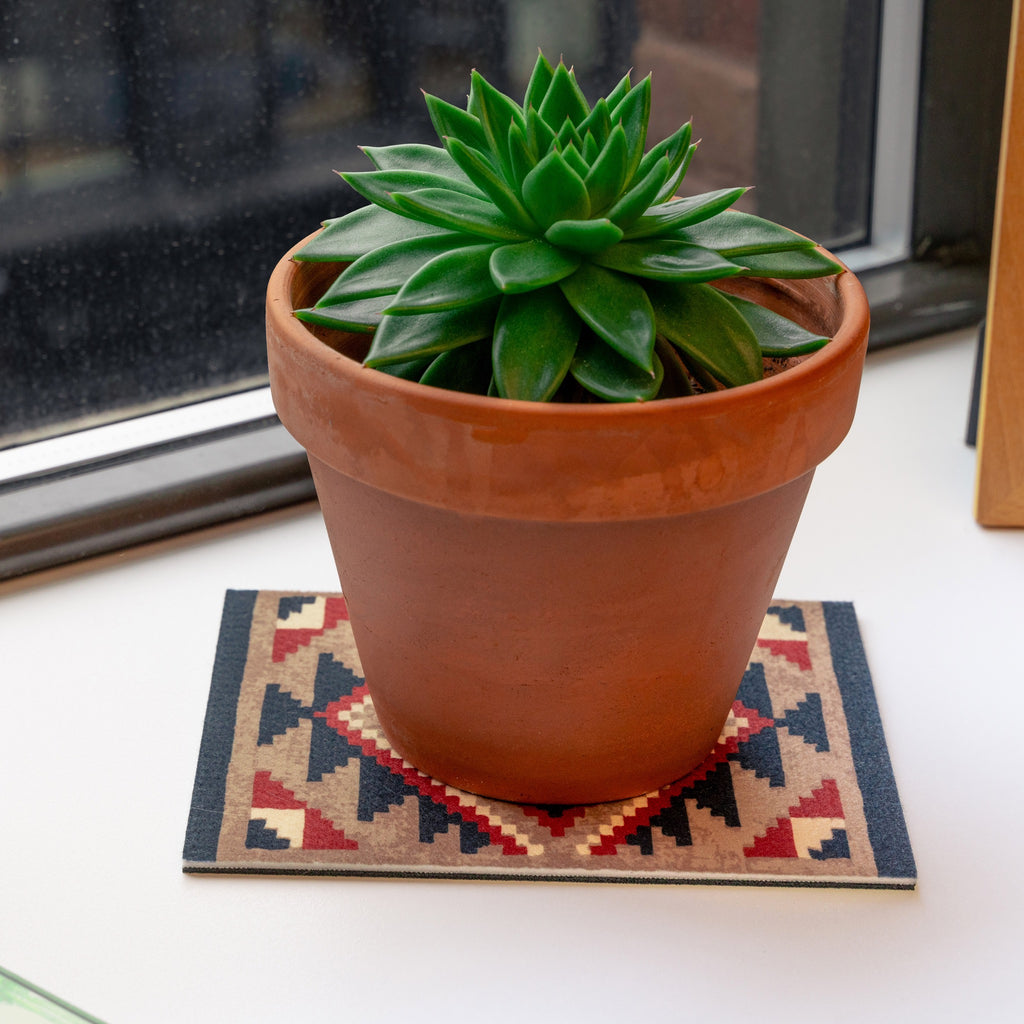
[295,53,840,402]
[0,967,107,1024]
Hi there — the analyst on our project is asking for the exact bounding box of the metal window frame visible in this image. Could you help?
[842,0,924,272]
[0,0,1010,582]
[0,390,314,580]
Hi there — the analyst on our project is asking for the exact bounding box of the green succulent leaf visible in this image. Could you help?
[635,121,691,186]
[560,140,590,180]
[423,91,488,152]
[570,331,665,402]
[365,298,501,366]
[604,72,631,114]
[418,339,493,394]
[559,263,656,373]
[525,106,558,159]
[521,150,591,228]
[584,124,629,214]
[507,120,537,187]
[469,69,527,176]
[624,188,748,240]
[293,207,449,262]
[489,239,582,293]
[375,355,434,380]
[391,188,532,241]
[610,74,651,182]
[295,292,393,332]
[556,117,585,157]
[342,169,484,218]
[606,154,671,229]
[648,281,762,387]
[317,232,479,303]
[578,97,613,150]
[445,137,537,231]
[544,218,624,254]
[361,143,471,184]
[538,61,591,131]
[657,142,699,204]
[722,293,830,355]
[655,125,696,199]
[385,243,502,314]
[673,209,814,256]
[592,238,745,282]
[734,248,845,278]
[493,287,581,401]
[523,51,556,113]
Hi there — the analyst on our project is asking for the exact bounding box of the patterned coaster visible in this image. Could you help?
[183,592,915,888]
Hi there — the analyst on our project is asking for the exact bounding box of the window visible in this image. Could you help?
[0,0,1013,579]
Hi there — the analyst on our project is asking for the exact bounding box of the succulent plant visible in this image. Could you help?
[294,52,843,402]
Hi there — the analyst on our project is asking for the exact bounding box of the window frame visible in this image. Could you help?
[842,0,924,272]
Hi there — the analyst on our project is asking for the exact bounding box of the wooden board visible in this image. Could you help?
[976,0,1024,526]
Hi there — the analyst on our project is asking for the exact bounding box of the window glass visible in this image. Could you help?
[1,0,880,449]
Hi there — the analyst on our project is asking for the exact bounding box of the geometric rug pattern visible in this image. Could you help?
[184,592,915,888]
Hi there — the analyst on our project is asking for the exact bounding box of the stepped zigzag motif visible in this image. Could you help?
[321,683,541,856]
[778,692,830,752]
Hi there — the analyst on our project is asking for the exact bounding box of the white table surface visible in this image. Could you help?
[2,326,1022,1024]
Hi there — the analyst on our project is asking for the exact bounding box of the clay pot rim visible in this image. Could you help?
[268,230,870,520]
[268,232,869,427]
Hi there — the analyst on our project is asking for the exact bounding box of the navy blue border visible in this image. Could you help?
[182,589,258,864]
[822,601,916,883]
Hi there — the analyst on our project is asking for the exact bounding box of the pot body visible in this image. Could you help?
[307,457,812,802]
[267,235,870,804]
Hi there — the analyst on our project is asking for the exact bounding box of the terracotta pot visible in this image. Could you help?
[266,232,870,804]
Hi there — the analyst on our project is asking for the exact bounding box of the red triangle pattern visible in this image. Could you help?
[755,638,812,670]
[272,596,351,662]
[791,778,843,819]
[745,818,798,858]
[250,770,357,850]
[252,770,304,809]
[302,806,359,850]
